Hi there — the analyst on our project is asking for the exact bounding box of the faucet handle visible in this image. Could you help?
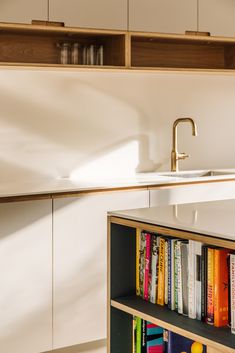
[178,152,189,160]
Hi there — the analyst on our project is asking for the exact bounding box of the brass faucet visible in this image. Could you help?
[171,117,197,172]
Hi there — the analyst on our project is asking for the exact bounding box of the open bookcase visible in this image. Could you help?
[2,22,235,73]
[107,216,235,353]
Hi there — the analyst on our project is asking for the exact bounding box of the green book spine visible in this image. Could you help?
[136,317,142,353]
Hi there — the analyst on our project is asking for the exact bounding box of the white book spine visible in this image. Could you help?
[195,241,202,321]
[177,241,183,314]
[164,240,168,305]
[188,240,196,319]
[230,254,235,334]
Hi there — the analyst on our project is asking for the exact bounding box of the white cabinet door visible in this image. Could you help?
[199,0,235,37]
[0,0,47,24]
[53,190,149,350]
[0,200,52,353]
[49,0,127,30]
[129,0,197,33]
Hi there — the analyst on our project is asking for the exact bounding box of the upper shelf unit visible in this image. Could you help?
[0,22,126,68]
[2,22,235,72]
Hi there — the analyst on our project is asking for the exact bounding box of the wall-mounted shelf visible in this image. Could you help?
[2,22,235,73]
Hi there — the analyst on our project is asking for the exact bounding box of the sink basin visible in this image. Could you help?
[161,170,235,178]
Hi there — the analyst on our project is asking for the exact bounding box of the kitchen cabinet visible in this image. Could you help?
[0,200,52,353]
[53,189,149,350]
[0,0,47,24]
[199,0,235,37]
[49,0,127,30]
[129,0,197,34]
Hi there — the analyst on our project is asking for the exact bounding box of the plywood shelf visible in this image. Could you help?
[2,22,235,73]
[111,295,235,352]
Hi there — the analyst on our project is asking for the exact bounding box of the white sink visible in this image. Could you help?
[161,170,235,178]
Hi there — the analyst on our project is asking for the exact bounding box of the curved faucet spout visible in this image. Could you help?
[171,117,198,172]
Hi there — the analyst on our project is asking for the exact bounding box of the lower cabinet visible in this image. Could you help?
[53,190,149,350]
[0,200,52,353]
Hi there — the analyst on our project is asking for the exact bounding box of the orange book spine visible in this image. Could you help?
[206,248,214,325]
[214,249,229,327]
[157,238,165,306]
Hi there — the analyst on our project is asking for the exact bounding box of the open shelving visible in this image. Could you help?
[2,22,235,73]
[108,217,235,353]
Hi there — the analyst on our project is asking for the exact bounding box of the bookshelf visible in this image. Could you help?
[108,215,235,353]
[2,22,235,73]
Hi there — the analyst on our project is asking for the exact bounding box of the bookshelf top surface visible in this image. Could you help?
[109,199,235,242]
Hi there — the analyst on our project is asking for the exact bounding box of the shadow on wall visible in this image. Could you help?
[0,70,160,181]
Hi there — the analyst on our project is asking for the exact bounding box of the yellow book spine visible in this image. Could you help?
[136,229,141,296]
[157,237,165,306]
[207,248,214,325]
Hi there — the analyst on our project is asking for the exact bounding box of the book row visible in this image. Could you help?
[133,316,206,353]
[136,231,235,332]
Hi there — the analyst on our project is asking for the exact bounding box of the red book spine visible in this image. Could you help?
[214,249,229,327]
[144,233,151,301]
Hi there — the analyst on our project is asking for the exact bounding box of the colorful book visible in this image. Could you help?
[133,316,137,353]
[230,254,235,334]
[174,240,180,311]
[167,239,172,310]
[164,239,168,305]
[146,322,164,353]
[142,319,147,353]
[157,237,165,306]
[136,229,141,296]
[214,248,229,327]
[144,233,151,301]
[206,247,214,325]
[136,317,142,353]
[150,235,158,304]
[164,330,206,353]
[139,232,146,298]
[170,239,179,310]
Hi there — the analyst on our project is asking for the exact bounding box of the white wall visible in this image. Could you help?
[0,68,235,182]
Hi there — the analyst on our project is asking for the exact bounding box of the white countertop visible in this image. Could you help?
[109,199,235,241]
[1,169,235,200]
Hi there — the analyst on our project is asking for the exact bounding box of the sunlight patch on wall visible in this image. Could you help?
[70,140,139,182]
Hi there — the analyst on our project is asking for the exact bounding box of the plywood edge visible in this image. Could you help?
[108,216,235,250]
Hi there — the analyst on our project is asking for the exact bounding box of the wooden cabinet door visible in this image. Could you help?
[49,0,127,30]
[0,0,47,24]
[53,190,149,350]
[199,0,235,37]
[0,200,52,353]
[129,0,197,33]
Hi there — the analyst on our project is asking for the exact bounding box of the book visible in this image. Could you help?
[230,254,235,334]
[146,322,164,353]
[142,319,147,353]
[174,240,179,311]
[201,246,208,322]
[195,241,202,321]
[188,240,196,319]
[206,247,214,325]
[176,240,183,314]
[164,239,168,305]
[139,232,146,298]
[214,248,229,327]
[157,237,165,306]
[144,233,151,301]
[136,317,142,353]
[170,239,179,310]
[133,316,137,353]
[150,234,158,304]
[167,239,172,310]
[136,229,141,296]
[163,330,206,353]
[181,241,189,316]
